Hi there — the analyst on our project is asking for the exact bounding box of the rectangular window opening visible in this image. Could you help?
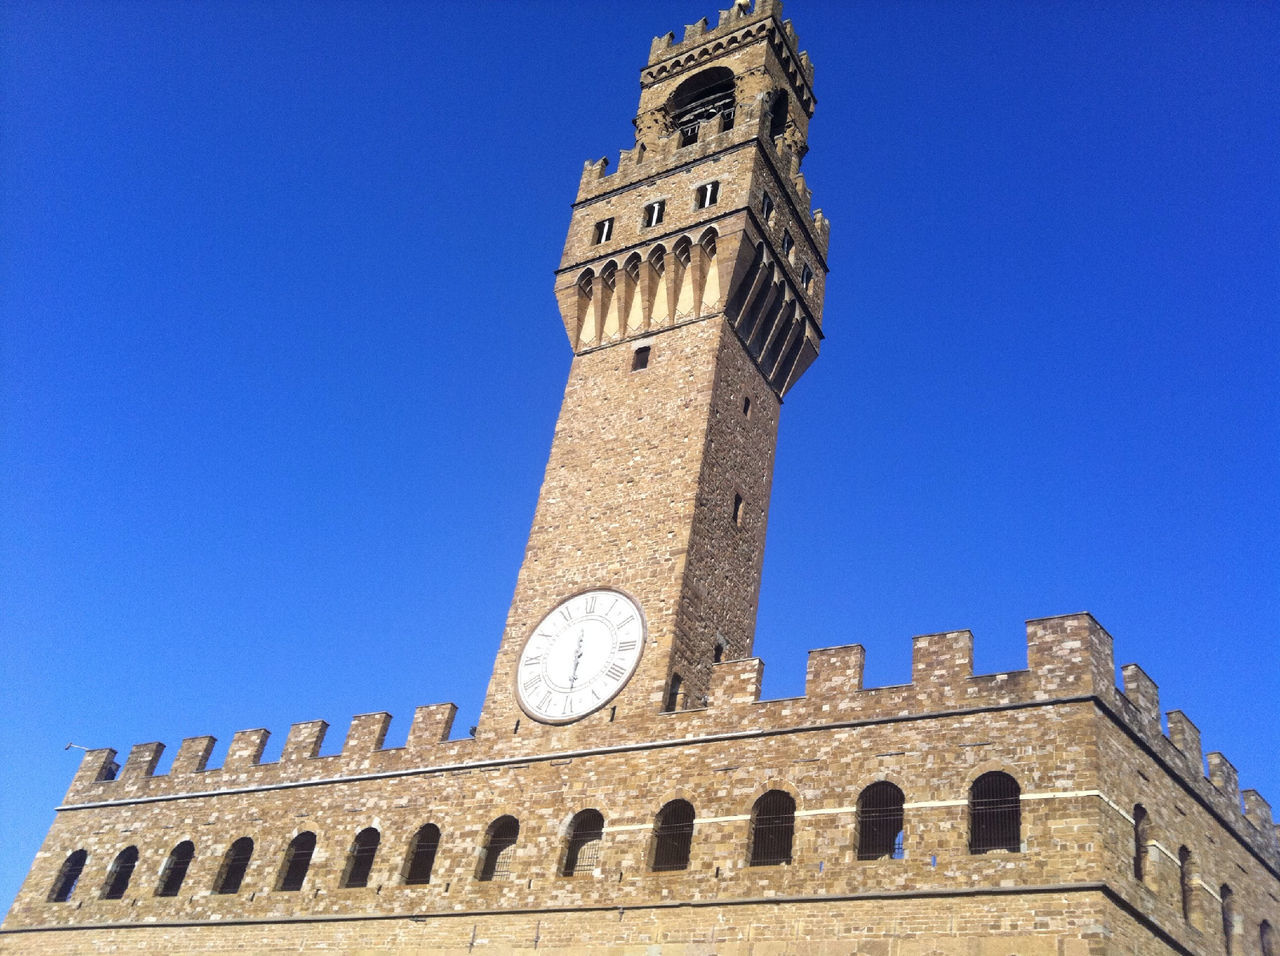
[593,218,614,244]
[632,346,651,371]
[644,200,666,228]
[801,264,814,290]
[781,230,794,257]
[679,123,699,147]
[761,191,775,222]
[696,181,720,209]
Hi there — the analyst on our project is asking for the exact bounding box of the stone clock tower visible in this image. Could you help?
[477,0,830,742]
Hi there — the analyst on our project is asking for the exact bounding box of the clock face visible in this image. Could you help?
[516,589,645,724]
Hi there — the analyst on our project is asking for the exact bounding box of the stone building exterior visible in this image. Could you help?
[3,2,1277,953]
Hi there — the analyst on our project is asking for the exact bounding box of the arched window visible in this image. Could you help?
[1261,920,1276,956]
[968,771,1021,853]
[649,245,666,278]
[562,809,605,876]
[856,782,905,860]
[278,832,316,892]
[214,837,254,895]
[403,824,441,885]
[48,849,87,903]
[1221,884,1236,955]
[1178,846,1193,921]
[651,799,695,871]
[341,827,380,889]
[1132,804,1149,881]
[477,816,519,881]
[101,846,138,900]
[155,841,195,897]
[577,269,594,300]
[673,236,693,267]
[699,228,717,260]
[748,790,796,866]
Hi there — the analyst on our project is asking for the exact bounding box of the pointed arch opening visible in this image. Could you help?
[968,771,1021,853]
[277,831,315,892]
[155,840,195,897]
[1261,920,1276,956]
[48,849,87,903]
[1222,883,1236,954]
[562,809,605,876]
[478,815,519,881]
[342,827,380,889]
[748,789,796,866]
[856,782,905,860]
[403,823,441,885]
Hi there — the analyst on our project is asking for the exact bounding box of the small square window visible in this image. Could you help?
[696,181,720,209]
[801,264,814,290]
[781,230,794,257]
[593,218,614,244]
[644,200,666,228]
[632,346,651,371]
[761,191,775,223]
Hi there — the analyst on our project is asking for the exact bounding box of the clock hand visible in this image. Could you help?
[568,628,585,689]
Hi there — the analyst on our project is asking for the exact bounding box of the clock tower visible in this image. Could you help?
[477,0,829,742]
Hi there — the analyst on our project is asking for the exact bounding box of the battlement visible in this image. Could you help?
[60,613,1276,867]
[646,1,814,93]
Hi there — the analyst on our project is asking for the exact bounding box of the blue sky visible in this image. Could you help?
[2,0,1276,909]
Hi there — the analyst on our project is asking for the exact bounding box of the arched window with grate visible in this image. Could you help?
[562,809,605,876]
[968,771,1021,853]
[748,790,796,866]
[48,849,87,903]
[403,824,441,885]
[277,832,315,892]
[155,841,195,897]
[214,837,254,895]
[477,816,519,881]
[101,846,138,900]
[856,782,905,860]
[651,799,695,872]
[342,827,380,889]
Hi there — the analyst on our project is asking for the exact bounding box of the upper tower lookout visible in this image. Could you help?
[554,0,828,398]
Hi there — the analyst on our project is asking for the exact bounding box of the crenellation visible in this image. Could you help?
[804,643,864,699]
[281,719,328,763]
[1166,708,1203,771]
[684,17,709,42]
[1119,662,1160,731]
[911,630,974,692]
[117,741,164,782]
[707,656,764,706]
[1242,791,1277,848]
[170,735,216,775]
[405,703,459,752]
[224,728,270,771]
[343,712,392,756]
[1025,613,1114,700]
[1207,751,1241,807]
[68,748,118,793]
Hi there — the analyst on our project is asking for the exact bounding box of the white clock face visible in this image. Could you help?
[516,589,645,724]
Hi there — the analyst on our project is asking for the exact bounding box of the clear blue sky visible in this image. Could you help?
[2,0,1276,910]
